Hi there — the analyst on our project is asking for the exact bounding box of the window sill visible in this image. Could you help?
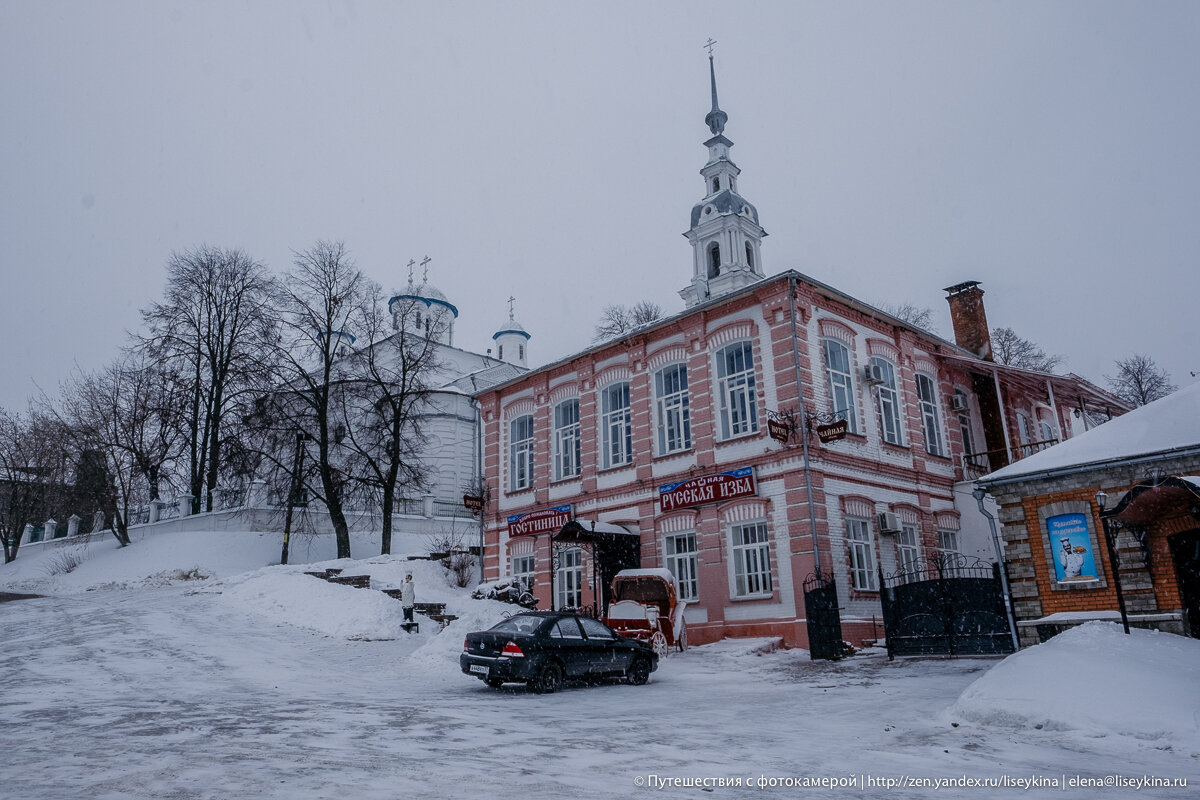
[597,461,635,475]
[652,448,693,462]
[714,430,761,446]
[506,487,535,499]
[550,474,582,485]
[730,591,775,603]
[923,450,952,462]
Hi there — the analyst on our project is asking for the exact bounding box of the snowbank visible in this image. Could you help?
[947,622,1200,747]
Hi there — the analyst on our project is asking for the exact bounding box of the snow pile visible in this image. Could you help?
[948,622,1200,747]
[216,569,412,640]
[406,598,515,680]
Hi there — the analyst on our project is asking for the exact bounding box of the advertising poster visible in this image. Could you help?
[1045,513,1099,583]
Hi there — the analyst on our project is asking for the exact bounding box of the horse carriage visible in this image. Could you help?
[603,568,688,656]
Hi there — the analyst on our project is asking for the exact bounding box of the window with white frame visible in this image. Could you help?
[716,341,758,439]
[915,373,945,456]
[823,338,859,433]
[555,547,582,609]
[655,363,691,454]
[1039,418,1057,444]
[511,553,536,594]
[847,517,877,590]
[871,357,904,446]
[730,522,772,598]
[553,398,581,480]
[955,389,975,455]
[600,382,632,469]
[938,529,960,556]
[509,414,533,492]
[665,532,699,601]
[896,523,921,571]
[1016,411,1032,456]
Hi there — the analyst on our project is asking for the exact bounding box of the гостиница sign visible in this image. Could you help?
[658,466,756,511]
[507,505,572,537]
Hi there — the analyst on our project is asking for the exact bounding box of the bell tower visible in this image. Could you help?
[680,43,767,308]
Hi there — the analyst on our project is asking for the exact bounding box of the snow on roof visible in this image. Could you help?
[979,380,1200,485]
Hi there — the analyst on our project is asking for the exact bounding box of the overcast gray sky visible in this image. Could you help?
[2,1,1197,411]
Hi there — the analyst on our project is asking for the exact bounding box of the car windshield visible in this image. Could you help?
[489,616,546,635]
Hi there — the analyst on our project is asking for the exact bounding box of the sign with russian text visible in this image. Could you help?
[462,494,485,513]
[507,505,572,537]
[1045,513,1098,583]
[816,420,849,443]
[659,466,756,512]
[767,418,790,443]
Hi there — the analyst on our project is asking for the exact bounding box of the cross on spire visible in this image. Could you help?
[407,259,416,285]
[507,296,516,320]
[704,37,717,57]
[420,255,431,283]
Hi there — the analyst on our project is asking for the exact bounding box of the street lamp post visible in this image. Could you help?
[1094,489,1131,634]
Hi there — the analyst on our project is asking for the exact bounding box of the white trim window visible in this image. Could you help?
[938,529,960,557]
[1016,411,1033,457]
[730,522,772,598]
[509,414,534,492]
[511,553,536,594]
[716,341,758,439]
[847,517,877,590]
[655,363,692,455]
[553,398,581,480]
[823,338,859,433]
[955,389,975,455]
[1039,418,1057,444]
[600,382,632,469]
[555,547,582,610]
[871,357,904,446]
[896,523,921,572]
[915,373,945,456]
[665,532,699,601]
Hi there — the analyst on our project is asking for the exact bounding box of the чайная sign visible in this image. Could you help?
[658,466,756,512]
[507,505,572,537]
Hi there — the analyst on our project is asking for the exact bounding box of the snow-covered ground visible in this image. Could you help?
[2,529,1197,799]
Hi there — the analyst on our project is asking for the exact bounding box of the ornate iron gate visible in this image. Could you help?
[803,570,845,660]
[879,555,1015,658]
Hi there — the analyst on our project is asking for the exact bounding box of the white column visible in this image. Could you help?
[179,496,195,517]
[67,514,81,537]
[44,518,58,539]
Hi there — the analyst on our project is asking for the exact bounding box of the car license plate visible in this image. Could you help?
[469,664,489,675]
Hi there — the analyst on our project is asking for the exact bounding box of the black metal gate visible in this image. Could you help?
[878,555,1014,658]
[803,570,845,660]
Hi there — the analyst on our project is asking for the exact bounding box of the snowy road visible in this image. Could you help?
[1,586,1195,799]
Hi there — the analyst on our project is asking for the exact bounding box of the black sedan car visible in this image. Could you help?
[460,612,659,693]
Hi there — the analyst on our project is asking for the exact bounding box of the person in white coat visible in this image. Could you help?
[400,573,416,622]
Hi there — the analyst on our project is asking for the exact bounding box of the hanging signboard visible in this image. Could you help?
[767,418,790,443]
[462,494,485,513]
[659,466,756,512]
[816,420,849,443]
[507,505,572,537]
[1045,513,1099,584]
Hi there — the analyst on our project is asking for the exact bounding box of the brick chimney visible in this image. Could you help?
[944,281,993,361]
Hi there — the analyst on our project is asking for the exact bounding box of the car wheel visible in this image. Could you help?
[530,662,563,694]
[677,621,688,652]
[485,678,505,689]
[627,656,651,686]
[650,630,669,658]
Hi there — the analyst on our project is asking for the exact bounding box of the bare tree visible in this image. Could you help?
[1106,354,1177,407]
[0,408,71,563]
[269,240,372,560]
[140,246,278,513]
[592,301,664,342]
[338,290,443,556]
[57,358,178,546]
[990,327,1063,372]
[879,302,938,334]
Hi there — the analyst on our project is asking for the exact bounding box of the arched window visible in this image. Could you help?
[509,414,533,491]
[716,341,758,439]
[745,242,754,271]
[822,339,859,434]
[708,242,721,278]
[712,177,720,193]
[553,398,581,480]
[871,357,904,446]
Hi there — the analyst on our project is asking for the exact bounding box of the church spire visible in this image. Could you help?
[679,45,767,309]
[704,40,728,136]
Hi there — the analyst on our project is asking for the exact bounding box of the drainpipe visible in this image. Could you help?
[788,274,823,574]
[973,486,1020,651]
[473,396,485,585]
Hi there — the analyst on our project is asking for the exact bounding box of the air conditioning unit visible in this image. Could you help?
[950,394,969,411]
[863,364,885,385]
[876,512,901,533]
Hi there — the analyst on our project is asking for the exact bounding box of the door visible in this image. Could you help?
[547,616,592,677]
[577,616,631,675]
[1168,530,1200,639]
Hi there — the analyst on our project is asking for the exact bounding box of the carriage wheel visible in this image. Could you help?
[677,620,688,652]
[650,630,669,658]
